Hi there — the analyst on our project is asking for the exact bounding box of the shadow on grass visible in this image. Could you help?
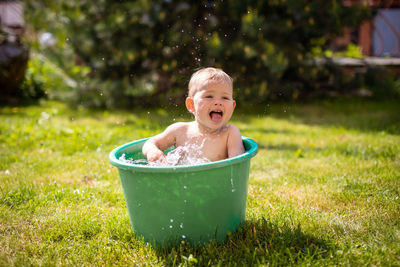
[257,143,302,152]
[303,102,399,134]
[237,99,400,135]
[155,218,333,266]
[241,127,295,135]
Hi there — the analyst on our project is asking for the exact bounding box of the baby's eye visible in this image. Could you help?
[205,95,213,98]
[222,97,230,100]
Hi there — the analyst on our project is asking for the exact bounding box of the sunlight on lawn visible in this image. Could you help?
[0,100,399,266]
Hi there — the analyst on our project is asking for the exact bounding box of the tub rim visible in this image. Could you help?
[109,136,258,172]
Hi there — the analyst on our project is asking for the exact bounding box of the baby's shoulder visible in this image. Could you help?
[225,124,241,134]
[165,122,190,133]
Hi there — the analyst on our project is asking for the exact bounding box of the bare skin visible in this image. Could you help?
[142,77,245,164]
[142,121,244,163]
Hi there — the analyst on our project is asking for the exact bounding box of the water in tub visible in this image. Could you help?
[119,141,210,166]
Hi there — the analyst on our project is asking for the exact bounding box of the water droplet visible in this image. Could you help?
[170,219,174,222]
[180,223,183,228]
[183,185,187,189]
[169,225,173,228]
[230,169,236,192]
[101,57,105,61]
[182,235,186,239]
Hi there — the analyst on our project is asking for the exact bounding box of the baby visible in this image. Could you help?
[142,67,245,164]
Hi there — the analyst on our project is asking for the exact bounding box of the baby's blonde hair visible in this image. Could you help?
[188,67,233,97]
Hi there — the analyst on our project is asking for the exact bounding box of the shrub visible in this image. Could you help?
[24,0,373,108]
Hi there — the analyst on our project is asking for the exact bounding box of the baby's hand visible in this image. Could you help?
[146,149,166,163]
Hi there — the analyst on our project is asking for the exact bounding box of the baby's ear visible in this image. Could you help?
[185,97,195,113]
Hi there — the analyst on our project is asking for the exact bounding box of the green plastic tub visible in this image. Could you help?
[109,137,258,246]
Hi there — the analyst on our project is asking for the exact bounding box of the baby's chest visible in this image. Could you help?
[200,138,228,161]
[176,131,230,161]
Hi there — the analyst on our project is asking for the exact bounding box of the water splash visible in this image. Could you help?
[118,154,147,165]
[119,141,210,166]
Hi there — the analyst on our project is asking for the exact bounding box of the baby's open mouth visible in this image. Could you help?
[209,110,223,122]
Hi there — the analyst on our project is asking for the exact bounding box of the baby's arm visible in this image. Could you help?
[142,123,182,162]
[227,125,245,158]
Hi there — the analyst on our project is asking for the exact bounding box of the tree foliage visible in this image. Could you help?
[24,0,372,108]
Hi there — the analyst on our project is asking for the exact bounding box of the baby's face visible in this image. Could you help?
[189,81,236,132]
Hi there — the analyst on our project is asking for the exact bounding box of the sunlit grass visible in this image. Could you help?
[1,99,399,266]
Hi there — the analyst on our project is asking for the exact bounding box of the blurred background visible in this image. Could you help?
[1,0,399,109]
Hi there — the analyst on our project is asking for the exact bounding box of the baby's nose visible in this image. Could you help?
[214,99,222,105]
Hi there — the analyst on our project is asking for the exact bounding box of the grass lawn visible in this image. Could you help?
[1,99,399,266]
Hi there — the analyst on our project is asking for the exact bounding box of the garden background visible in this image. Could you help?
[1,0,399,266]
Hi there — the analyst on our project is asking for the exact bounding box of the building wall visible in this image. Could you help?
[372,8,400,57]
[338,0,400,57]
